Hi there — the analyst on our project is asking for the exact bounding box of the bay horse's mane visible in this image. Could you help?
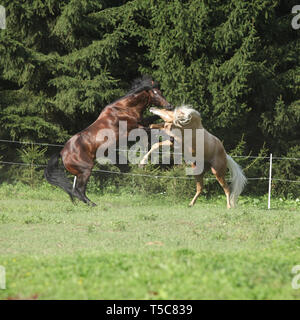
[125,75,159,96]
[110,75,159,105]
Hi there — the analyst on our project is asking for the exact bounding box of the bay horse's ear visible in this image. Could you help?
[151,80,159,89]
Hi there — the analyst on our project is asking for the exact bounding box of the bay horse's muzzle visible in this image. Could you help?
[164,104,174,110]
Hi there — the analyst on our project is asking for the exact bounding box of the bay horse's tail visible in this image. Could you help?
[44,153,76,202]
[226,155,247,207]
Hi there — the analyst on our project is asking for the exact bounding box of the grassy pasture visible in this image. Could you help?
[0,182,300,299]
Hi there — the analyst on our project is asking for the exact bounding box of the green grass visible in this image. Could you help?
[0,182,300,299]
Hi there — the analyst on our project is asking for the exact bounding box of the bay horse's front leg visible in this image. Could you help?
[138,115,162,127]
[139,140,173,166]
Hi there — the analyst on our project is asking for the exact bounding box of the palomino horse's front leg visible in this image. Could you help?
[149,123,165,129]
[139,140,173,166]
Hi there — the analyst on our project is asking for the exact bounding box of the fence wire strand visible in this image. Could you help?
[0,160,299,183]
[0,139,299,183]
[1,138,300,161]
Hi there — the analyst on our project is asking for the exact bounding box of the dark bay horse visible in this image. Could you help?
[44,76,173,206]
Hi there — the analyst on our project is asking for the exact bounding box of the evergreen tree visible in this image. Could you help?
[0,0,299,193]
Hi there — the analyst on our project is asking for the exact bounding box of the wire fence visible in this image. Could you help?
[0,139,299,209]
[0,138,299,183]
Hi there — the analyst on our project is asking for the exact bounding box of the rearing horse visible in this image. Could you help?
[139,106,247,208]
[44,76,173,206]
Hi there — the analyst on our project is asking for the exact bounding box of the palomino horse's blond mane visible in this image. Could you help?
[173,105,201,127]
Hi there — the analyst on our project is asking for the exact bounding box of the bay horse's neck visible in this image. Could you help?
[107,91,149,117]
[124,91,150,115]
[95,91,150,123]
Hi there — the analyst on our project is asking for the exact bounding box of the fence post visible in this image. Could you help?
[268,153,273,209]
[72,176,77,192]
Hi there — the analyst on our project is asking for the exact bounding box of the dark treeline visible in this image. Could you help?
[0,0,299,196]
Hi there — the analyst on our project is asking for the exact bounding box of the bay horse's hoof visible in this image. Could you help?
[89,202,97,207]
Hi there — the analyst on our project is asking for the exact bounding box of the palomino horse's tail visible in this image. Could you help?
[226,155,247,207]
[44,153,79,202]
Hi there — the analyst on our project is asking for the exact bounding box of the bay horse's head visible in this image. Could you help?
[130,76,173,110]
[148,84,173,110]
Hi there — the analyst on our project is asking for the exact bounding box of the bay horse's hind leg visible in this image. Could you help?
[189,174,204,207]
[69,176,82,204]
[76,169,97,207]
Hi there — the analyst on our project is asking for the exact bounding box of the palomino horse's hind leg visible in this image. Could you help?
[189,174,204,207]
[212,169,231,209]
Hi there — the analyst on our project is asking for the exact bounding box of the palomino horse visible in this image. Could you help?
[44,76,173,206]
[140,106,247,208]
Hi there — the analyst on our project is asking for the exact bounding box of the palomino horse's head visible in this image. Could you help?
[149,107,175,122]
[173,106,202,128]
[150,105,202,128]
